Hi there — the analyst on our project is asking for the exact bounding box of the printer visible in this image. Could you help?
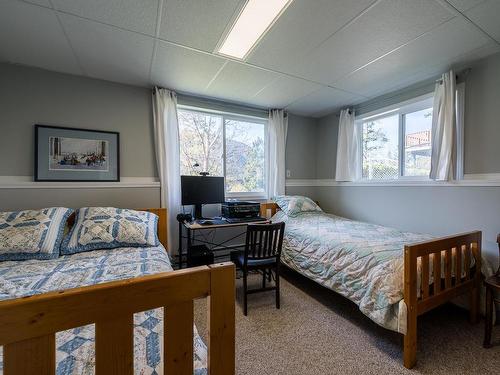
[221,201,261,219]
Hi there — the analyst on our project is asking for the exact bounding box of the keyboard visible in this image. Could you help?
[224,216,267,224]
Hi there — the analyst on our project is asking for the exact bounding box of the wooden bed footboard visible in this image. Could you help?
[403,231,481,369]
[261,202,482,369]
[0,262,236,375]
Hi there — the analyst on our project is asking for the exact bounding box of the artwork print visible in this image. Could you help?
[49,137,109,172]
[35,125,119,182]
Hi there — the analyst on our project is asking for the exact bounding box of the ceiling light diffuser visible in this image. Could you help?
[217,0,293,60]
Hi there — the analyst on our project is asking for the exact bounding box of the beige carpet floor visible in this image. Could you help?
[194,267,500,375]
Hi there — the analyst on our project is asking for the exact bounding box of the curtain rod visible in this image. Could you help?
[435,68,471,83]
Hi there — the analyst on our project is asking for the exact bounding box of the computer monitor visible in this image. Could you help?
[181,175,225,219]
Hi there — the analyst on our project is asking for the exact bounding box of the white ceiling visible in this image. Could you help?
[1,0,499,117]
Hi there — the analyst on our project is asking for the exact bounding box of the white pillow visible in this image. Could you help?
[272,195,322,217]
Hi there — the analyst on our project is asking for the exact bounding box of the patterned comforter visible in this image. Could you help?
[0,245,207,374]
[275,211,434,334]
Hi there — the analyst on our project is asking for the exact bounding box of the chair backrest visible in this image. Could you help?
[244,222,285,262]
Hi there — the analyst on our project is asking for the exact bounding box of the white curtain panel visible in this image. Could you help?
[430,70,456,181]
[267,109,288,197]
[152,87,181,254]
[335,108,359,182]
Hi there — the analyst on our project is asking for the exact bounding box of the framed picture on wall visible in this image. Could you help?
[34,125,120,182]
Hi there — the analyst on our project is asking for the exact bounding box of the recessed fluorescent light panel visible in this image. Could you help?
[217,0,293,60]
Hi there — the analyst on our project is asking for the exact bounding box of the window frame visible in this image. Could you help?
[177,105,268,200]
[356,87,464,182]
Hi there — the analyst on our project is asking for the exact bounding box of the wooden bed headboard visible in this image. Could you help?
[66,208,168,249]
[260,202,280,218]
[141,208,168,248]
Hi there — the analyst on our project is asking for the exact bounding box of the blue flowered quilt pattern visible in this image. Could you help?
[61,207,159,255]
[0,245,207,375]
[0,207,72,261]
[274,211,434,333]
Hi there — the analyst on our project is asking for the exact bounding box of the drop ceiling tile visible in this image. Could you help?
[205,62,278,103]
[249,75,322,109]
[151,41,226,94]
[285,87,365,118]
[398,42,500,91]
[247,0,375,72]
[52,0,158,36]
[60,14,154,86]
[446,0,486,12]
[466,0,500,42]
[286,0,454,84]
[0,0,81,75]
[334,17,494,97]
[159,0,243,52]
[23,0,52,7]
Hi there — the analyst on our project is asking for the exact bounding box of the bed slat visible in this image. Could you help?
[455,245,463,285]
[95,314,134,375]
[433,252,441,294]
[421,255,429,299]
[464,244,471,280]
[4,334,55,375]
[165,301,194,375]
[445,248,452,289]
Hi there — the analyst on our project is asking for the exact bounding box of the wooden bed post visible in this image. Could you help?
[403,245,418,369]
[260,202,279,219]
[469,237,481,324]
[208,263,236,375]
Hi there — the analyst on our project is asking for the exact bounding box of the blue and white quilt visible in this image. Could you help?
[273,211,434,334]
[0,245,207,374]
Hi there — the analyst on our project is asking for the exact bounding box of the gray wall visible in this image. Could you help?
[0,63,156,178]
[464,53,500,174]
[285,114,318,179]
[316,113,338,179]
[313,52,500,264]
[0,187,160,212]
[0,63,318,211]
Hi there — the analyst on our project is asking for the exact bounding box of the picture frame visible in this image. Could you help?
[34,125,120,182]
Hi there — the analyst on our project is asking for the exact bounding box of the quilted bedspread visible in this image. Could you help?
[275,211,434,333]
[0,245,207,375]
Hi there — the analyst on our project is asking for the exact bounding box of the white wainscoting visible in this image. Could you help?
[0,176,160,189]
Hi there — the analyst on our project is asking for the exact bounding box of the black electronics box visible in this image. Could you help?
[222,201,260,219]
[187,245,214,267]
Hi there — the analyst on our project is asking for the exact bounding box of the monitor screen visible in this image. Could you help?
[181,175,225,206]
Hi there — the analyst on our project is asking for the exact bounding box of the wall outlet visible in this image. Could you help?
[286,169,291,178]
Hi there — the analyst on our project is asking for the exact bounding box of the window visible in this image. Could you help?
[362,114,399,180]
[178,108,267,197]
[359,95,434,180]
[403,108,432,177]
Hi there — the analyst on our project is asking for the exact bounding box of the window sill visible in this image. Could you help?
[285,176,500,187]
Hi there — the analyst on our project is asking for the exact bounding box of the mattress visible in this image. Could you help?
[0,245,207,374]
[273,211,434,334]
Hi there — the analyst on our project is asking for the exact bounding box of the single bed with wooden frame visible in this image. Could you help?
[0,208,236,375]
[260,202,481,369]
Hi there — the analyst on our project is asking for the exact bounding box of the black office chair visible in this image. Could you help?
[235,222,285,316]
